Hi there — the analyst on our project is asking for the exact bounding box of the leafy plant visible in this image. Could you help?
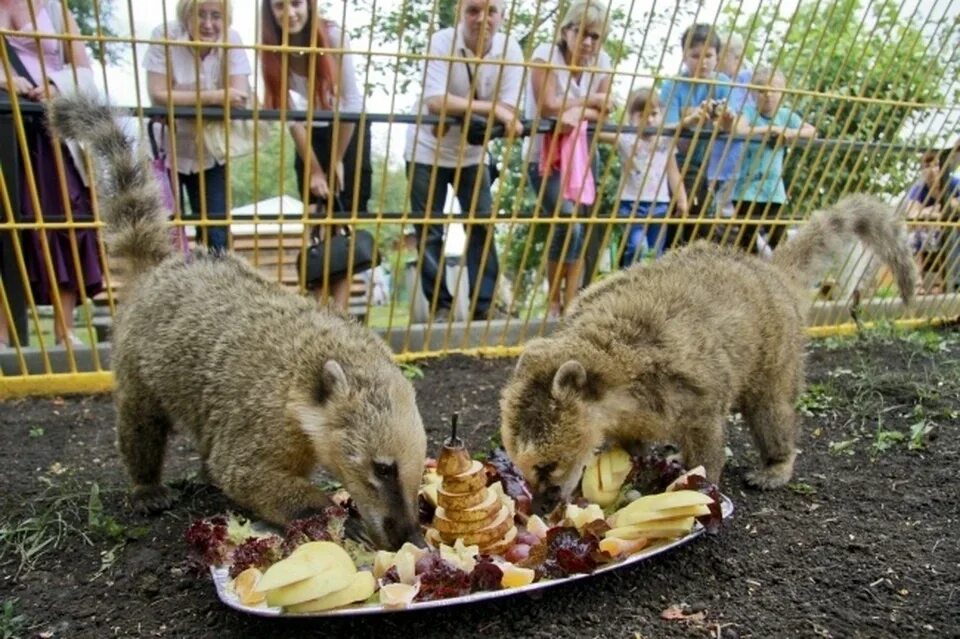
[28,427,43,439]
[399,362,425,380]
[828,438,858,455]
[871,427,906,454]
[908,420,934,451]
[797,382,835,416]
[0,599,26,639]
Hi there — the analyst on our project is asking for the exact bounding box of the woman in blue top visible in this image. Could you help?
[732,66,815,256]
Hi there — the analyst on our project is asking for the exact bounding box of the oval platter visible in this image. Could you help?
[210,495,733,618]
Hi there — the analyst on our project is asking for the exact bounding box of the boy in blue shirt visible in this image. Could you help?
[732,66,816,256]
[660,23,748,246]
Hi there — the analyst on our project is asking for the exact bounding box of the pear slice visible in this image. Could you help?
[265,560,357,607]
[604,516,696,540]
[611,503,712,528]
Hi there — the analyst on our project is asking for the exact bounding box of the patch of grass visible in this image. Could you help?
[399,362,424,380]
[908,420,935,451]
[787,482,817,495]
[871,427,906,455]
[797,383,835,417]
[0,599,26,639]
[828,438,858,455]
[28,427,44,439]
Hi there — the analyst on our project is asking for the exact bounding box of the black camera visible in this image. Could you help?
[707,99,726,118]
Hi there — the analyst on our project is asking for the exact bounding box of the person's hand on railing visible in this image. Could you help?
[493,103,523,137]
[3,75,36,98]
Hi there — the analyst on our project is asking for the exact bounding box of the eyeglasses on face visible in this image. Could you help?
[565,24,602,42]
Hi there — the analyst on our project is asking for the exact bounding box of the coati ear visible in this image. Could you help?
[316,360,348,404]
[552,360,587,398]
[514,338,546,374]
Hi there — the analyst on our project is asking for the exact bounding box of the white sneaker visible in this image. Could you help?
[59,332,84,347]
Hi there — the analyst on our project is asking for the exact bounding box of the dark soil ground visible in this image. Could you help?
[1,326,958,639]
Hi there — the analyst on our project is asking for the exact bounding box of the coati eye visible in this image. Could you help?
[372,461,397,480]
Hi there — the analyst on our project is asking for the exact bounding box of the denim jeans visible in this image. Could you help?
[180,163,228,253]
[526,165,584,263]
[408,162,499,314]
[618,200,670,266]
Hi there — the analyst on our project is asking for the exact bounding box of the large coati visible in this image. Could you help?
[48,94,426,549]
[500,195,917,505]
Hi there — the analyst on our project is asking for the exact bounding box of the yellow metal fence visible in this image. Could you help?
[1,0,959,397]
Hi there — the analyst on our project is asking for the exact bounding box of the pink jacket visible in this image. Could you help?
[539,121,596,205]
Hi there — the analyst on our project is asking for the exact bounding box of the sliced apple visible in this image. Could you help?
[598,536,649,557]
[611,503,712,527]
[665,465,707,492]
[265,561,357,607]
[372,550,395,579]
[255,541,354,592]
[285,571,377,613]
[604,516,696,540]
[612,489,714,524]
[582,447,632,507]
[439,538,480,573]
[525,515,550,540]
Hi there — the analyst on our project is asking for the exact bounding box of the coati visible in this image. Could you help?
[500,195,917,505]
[48,93,427,550]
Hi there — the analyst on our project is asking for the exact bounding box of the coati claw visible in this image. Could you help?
[131,485,178,513]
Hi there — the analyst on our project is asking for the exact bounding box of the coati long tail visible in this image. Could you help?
[772,194,917,304]
[47,93,172,284]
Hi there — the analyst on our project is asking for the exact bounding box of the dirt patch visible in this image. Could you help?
[1,327,958,639]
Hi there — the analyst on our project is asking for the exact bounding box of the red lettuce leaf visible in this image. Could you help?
[413,553,472,601]
[228,534,284,578]
[470,556,504,593]
[483,448,533,516]
[184,516,230,568]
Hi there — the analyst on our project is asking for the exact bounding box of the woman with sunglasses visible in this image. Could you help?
[525,0,613,319]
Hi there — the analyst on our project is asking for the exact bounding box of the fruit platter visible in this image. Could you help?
[189,421,734,617]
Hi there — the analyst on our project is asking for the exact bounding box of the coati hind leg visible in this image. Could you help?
[115,378,177,512]
[741,392,798,489]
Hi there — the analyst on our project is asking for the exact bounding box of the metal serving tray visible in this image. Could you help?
[212,495,734,618]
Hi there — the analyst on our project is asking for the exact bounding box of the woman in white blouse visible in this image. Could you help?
[144,0,252,254]
[525,0,613,319]
[261,0,368,311]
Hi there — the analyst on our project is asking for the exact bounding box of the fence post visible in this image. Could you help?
[0,107,28,345]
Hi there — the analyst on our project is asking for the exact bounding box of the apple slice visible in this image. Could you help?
[598,536,649,557]
[604,516,696,540]
[255,541,354,592]
[285,571,377,613]
[612,489,714,524]
[611,503,712,527]
[265,561,357,607]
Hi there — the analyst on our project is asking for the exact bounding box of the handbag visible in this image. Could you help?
[202,115,260,163]
[148,119,191,255]
[297,200,378,287]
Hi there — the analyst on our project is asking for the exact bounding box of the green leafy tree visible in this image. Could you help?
[67,0,121,63]
[719,0,949,213]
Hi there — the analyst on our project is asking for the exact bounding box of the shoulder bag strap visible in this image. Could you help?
[0,35,37,88]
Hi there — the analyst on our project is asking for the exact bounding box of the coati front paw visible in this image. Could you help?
[131,484,178,513]
[745,463,793,490]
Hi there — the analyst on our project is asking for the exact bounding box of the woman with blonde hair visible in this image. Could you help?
[143,0,252,254]
[260,0,369,311]
[525,0,614,319]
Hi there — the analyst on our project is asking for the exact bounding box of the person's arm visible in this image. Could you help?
[146,71,245,107]
[35,9,93,99]
[289,122,329,200]
[667,152,688,215]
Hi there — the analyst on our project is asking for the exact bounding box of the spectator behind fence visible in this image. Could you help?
[903,146,960,294]
[144,0,251,254]
[659,23,744,246]
[712,32,754,233]
[403,0,524,322]
[261,0,370,312]
[597,88,687,265]
[0,0,103,348]
[525,0,613,320]
[731,66,816,257]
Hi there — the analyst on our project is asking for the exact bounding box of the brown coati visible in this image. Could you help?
[48,93,426,549]
[500,194,917,505]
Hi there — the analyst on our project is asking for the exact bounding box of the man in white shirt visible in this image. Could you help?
[404,0,523,321]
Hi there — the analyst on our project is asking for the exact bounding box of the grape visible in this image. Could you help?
[515,531,541,547]
[503,543,531,563]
